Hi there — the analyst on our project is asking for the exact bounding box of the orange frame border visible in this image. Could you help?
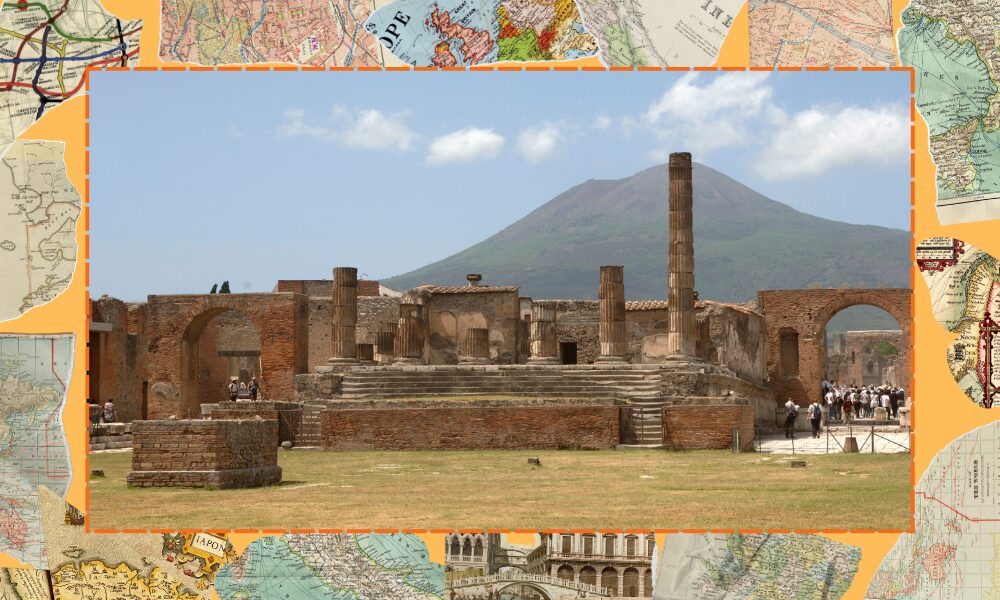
[80,64,918,540]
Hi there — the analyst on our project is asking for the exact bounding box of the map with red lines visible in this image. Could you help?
[160,0,392,66]
[0,0,142,157]
[0,334,72,568]
[868,421,1000,598]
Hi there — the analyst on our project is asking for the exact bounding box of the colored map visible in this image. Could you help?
[0,141,80,324]
[160,0,396,66]
[916,237,1000,409]
[575,0,743,66]
[867,420,1000,598]
[39,488,236,599]
[364,0,598,67]
[899,0,1000,224]
[653,533,861,599]
[0,0,141,157]
[748,0,894,67]
[0,335,72,569]
[215,534,444,600]
[0,568,51,600]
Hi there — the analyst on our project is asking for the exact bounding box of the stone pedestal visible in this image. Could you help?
[528,302,559,364]
[460,328,491,364]
[596,265,627,363]
[666,152,697,358]
[843,437,860,453]
[395,303,425,365]
[376,331,396,364]
[874,406,888,422]
[329,266,359,365]
[357,343,375,365]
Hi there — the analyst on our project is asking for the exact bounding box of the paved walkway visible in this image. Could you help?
[757,427,911,454]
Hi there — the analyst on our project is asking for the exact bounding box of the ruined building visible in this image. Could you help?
[90,153,911,452]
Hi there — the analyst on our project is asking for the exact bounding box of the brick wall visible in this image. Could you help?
[662,405,755,451]
[322,406,620,450]
[128,419,281,488]
[207,402,303,445]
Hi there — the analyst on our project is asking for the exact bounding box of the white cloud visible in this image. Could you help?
[643,72,779,154]
[755,104,909,180]
[426,127,505,165]
[517,124,562,162]
[226,124,247,139]
[592,114,612,130]
[276,106,416,151]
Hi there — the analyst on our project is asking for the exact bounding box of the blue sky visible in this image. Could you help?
[89,70,911,300]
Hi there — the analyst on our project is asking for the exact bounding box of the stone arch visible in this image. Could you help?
[623,568,641,596]
[601,567,619,593]
[643,568,653,597]
[493,582,553,600]
[556,564,575,581]
[579,566,597,586]
[180,306,261,418]
[758,289,910,408]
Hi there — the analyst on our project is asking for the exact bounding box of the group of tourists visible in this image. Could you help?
[782,379,908,439]
[226,377,260,401]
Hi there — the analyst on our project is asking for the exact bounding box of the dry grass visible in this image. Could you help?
[88,449,910,530]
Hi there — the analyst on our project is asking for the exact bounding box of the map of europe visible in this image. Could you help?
[749,0,894,67]
[898,0,1000,224]
[0,335,72,569]
[160,0,394,66]
[653,533,861,599]
[917,237,1000,409]
[0,0,141,157]
[867,420,1000,598]
[215,534,444,600]
[0,141,80,324]
[364,0,598,67]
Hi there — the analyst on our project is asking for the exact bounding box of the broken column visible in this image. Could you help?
[460,328,491,364]
[528,302,559,364]
[596,265,627,363]
[375,330,396,364]
[329,267,358,365]
[357,343,375,365]
[666,152,697,358]
[395,303,425,365]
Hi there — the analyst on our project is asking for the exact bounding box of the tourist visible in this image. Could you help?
[101,399,118,424]
[807,400,822,438]
[228,378,239,402]
[249,378,260,401]
[88,399,101,425]
[784,398,799,439]
[842,394,853,423]
[890,388,900,418]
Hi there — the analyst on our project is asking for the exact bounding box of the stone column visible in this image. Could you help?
[375,330,396,364]
[329,266,358,365]
[528,302,559,364]
[596,265,627,363]
[460,328,491,364]
[666,152,697,358]
[357,343,375,365]
[395,303,425,365]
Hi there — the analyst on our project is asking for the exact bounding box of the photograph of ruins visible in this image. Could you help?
[86,71,913,529]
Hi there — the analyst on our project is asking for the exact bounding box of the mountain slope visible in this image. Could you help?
[383,163,910,307]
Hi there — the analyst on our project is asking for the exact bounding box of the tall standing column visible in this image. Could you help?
[329,266,358,364]
[666,152,697,358]
[460,328,491,364]
[528,302,559,364]
[596,265,627,363]
[395,303,425,364]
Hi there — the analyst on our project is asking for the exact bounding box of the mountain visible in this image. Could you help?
[383,163,909,329]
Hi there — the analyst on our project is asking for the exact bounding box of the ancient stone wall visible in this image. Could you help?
[839,330,904,386]
[550,300,601,364]
[419,288,521,364]
[274,279,382,296]
[127,419,281,488]
[307,296,402,370]
[205,401,303,445]
[758,289,911,407]
[358,296,404,345]
[321,406,619,450]
[90,297,146,422]
[662,405,755,450]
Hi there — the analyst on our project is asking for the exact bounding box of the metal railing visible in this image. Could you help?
[755,423,911,455]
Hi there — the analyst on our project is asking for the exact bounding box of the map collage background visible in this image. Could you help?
[0,0,997,598]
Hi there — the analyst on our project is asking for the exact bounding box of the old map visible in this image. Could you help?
[39,488,236,599]
[917,237,1000,409]
[0,335,72,569]
[575,0,743,66]
[0,0,141,157]
[0,141,80,324]
[0,568,51,600]
[749,0,894,67]
[364,0,598,67]
[899,0,1000,224]
[160,0,396,66]
[653,533,860,599]
[215,534,443,600]
[868,420,1000,598]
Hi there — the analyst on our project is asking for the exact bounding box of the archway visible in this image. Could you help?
[623,568,640,596]
[580,566,597,586]
[823,305,904,389]
[556,565,574,581]
[601,567,618,593]
[180,307,261,416]
[495,583,552,600]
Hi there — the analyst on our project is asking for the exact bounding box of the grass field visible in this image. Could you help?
[88,449,911,530]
